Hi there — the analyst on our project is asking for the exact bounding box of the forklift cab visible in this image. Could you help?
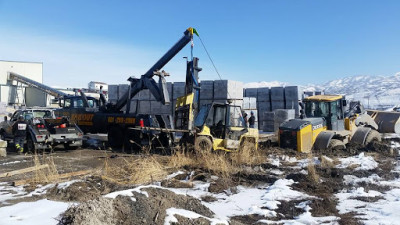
[303,95,346,131]
[195,103,249,150]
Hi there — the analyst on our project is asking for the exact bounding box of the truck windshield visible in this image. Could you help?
[305,101,330,118]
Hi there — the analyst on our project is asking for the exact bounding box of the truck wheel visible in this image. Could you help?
[328,139,345,150]
[194,136,213,152]
[108,127,123,150]
[365,130,381,145]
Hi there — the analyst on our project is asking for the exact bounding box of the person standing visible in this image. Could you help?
[248,111,256,128]
[12,115,27,154]
[242,112,248,127]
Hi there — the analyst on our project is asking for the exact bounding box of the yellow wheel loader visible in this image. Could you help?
[279,95,381,152]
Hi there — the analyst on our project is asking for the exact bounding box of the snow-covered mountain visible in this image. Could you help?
[245,73,400,110]
[319,73,400,109]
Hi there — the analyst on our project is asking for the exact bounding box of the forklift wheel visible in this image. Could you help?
[194,136,213,152]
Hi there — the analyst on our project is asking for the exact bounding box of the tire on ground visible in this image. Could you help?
[365,130,381,145]
[328,139,345,150]
[194,136,213,152]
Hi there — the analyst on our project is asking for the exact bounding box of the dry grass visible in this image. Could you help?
[320,155,335,168]
[168,139,266,179]
[231,140,265,166]
[307,154,319,183]
[102,155,167,185]
[31,153,59,184]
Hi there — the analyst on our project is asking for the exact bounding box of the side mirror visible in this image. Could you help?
[8,113,12,117]
[342,100,347,106]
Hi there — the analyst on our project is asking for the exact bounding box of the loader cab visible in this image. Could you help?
[303,95,345,131]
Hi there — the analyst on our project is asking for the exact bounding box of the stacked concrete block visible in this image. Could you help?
[150,82,173,101]
[262,109,295,132]
[270,87,285,111]
[213,80,243,100]
[118,84,129,100]
[172,82,185,100]
[284,86,303,117]
[242,97,257,110]
[136,101,151,114]
[200,80,214,100]
[304,91,314,97]
[257,88,270,102]
[129,100,138,114]
[108,85,119,101]
[244,88,258,98]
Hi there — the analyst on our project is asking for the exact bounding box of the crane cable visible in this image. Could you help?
[196,34,245,122]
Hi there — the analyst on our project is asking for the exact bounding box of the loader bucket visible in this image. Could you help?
[367,110,400,133]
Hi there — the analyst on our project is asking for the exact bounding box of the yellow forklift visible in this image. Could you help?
[279,95,380,152]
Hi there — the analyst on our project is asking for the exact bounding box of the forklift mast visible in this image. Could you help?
[113,27,197,113]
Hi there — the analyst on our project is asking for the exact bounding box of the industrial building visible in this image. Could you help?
[0,60,47,107]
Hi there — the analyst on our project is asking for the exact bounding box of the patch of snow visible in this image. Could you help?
[258,200,339,224]
[166,171,185,180]
[337,152,378,170]
[261,179,312,210]
[343,174,381,185]
[296,157,320,169]
[270,158,280,167]
[269,169,284,175]
[336,187,400,225]
[0,199,71,225]
[0,183,55,204]
[0,160,27,166]
[164,208,228,225]
[57,180,81,190]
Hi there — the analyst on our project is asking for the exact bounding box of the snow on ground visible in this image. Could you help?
[258,201,339,225]
[164,208,228,225]
[0,151,399,224]
[337,152,378,170]
[336,163,400,225]
[0,180,81,205]
[0,160,27,166]
[336,187,400,225]
[0,199,71,225]
[105,178,317,222]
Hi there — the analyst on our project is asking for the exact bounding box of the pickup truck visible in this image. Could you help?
[0,108,83,152]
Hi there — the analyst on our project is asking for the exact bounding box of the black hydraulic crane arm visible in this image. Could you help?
[114,27,196,112]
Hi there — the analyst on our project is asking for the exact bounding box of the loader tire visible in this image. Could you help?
[328,139,345,150]
[365,130,381,145]
[194,136,213,152]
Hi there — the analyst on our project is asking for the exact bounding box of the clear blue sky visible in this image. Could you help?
[0,0,399,87]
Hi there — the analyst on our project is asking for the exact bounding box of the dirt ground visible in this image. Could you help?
[0,137,399,225]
